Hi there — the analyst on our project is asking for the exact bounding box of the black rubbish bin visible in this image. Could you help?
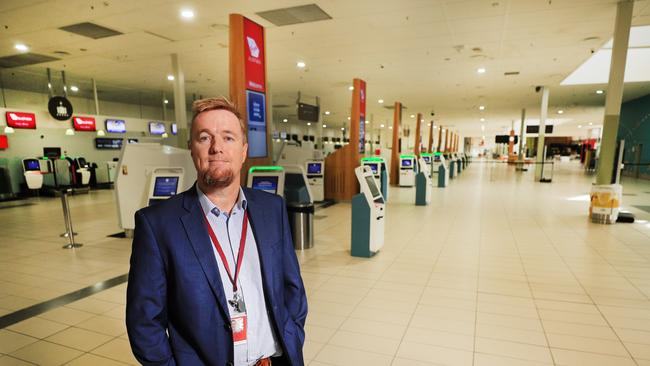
[286,202,314,250]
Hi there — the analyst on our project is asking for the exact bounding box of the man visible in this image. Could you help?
[126,97,307,366]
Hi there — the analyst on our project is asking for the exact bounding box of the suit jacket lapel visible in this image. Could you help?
[180,188,231,321]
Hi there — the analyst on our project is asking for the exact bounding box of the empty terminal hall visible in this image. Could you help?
[2,1,650,365]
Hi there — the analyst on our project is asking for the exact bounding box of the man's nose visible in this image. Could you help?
[209,138,223,154]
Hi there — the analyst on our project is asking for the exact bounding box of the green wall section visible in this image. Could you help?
[618,93,650,178]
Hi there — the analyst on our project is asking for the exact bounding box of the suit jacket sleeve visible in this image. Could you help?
[280,199,308,336]
[126,210,176,366]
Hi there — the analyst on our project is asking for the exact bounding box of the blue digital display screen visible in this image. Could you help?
[422,156,431,163]
[251,176,278,194]
[153,176,179,197]
[401,159,412,167]
[307,163,322,174]
[105,119,126,133]
[25,160,40,171]
[246,90,267,158]
[366,163,378,174]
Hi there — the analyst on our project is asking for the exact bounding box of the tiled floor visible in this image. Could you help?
[1,160,649,365]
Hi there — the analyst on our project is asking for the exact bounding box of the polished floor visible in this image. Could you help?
[1,160,649,366]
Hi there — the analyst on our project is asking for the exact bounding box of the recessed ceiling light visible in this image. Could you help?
[307,122,311,126]
[482,135,486,140]
[180,9,195,19]
[325,111,330,115]
[477,67,486,74]
[410,114,415,118]
[596,89,604,94]
[479,105,485,110]
[557,110,564,114]
[70,86,79,92]
[348,86,354,91]
[167,75,175,81]
[296,61,306,68]
[14,43,28,52]
[283,118,288,122]
[589,122,593,125]
[578,125,582,128]
[341,127,345,131]
[389,126,393,130]
[427,123,431,127]
[378,99,384,104]
[323,124,327,128]
[481,125,485,131]
[480,118,485,122]
[347,116,351,120]
[164,99,169,104]
[380,124,385,128]
[365,121,369,124]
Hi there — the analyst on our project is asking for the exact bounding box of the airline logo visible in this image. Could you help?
[73,116,96,131]
[246,36,260,58]
[6,111,36,129]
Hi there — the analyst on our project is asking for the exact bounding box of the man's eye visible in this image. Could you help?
[225,136,235,142]
[199,135,210,142]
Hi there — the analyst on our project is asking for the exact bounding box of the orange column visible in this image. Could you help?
[414,113,422,156]
[229,14,271,183]
[444,129,449,152]
[427,121,434,153]
[390,102,401,186]
[437,126,443,152]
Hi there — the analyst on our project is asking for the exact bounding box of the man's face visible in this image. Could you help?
[189,109,247,189]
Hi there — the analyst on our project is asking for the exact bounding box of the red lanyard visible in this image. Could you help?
[202,210,249,293]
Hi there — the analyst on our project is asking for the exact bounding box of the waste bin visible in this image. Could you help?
[287,202,314,250]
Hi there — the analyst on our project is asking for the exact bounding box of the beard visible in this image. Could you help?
[202,165,235,189]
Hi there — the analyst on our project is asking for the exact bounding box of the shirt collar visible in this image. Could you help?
[196,185,247,218]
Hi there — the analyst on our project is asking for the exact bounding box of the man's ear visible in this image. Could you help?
[242,143,248,163]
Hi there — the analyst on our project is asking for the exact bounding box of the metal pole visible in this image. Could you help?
[61,190,82,249]
[61,71,68,98]
[162,92,167,120]
[596,0,634,185]
[59,190,77,238]
[46,68,53,99]
[92,78,99,115]
[535,87,549,180]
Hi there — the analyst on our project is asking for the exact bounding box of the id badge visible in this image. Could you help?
[231,313,247,345]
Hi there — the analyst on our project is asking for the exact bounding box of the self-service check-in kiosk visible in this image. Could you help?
[435,153,449,187]
[416,157,432,205]
[305,160,324,202]
[453,153,462,175]
[22,158,44,191]
[420,153,434,178]
[145,168,184,206]
[247,166,285,196]
[361,156,389,201]
[399,154,417,187]
[351,166,385,258]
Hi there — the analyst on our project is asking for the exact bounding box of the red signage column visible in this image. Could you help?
[230,14,271,182]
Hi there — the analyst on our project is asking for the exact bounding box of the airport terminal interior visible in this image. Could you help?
[1,1,650,365]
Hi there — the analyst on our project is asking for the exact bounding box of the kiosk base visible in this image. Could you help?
[415,173,429,206]
[351,193,377,258]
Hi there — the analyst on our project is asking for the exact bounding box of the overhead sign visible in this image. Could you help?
[73,116,96,131]
[243,17,266,93]
[105,119,126,133]
[48,96,73,121]
[149,121,166,135]
[5,111,36,129]
[246,90,267,158]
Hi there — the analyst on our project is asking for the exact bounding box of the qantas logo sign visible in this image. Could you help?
[72,116,96,131]
[246,37,260,58]
[5,111,36,129]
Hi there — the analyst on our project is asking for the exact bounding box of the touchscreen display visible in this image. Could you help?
[251,176,278,194]
[307,163,322,174]
[153,176,179,196]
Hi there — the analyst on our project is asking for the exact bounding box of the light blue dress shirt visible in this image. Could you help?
[197,186,280,365]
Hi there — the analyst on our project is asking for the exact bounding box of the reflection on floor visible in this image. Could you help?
[1,161,649,365]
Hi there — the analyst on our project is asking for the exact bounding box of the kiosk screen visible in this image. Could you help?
[252,176,279,194]
[366,163,378,174]
[422,156,431,163]
[401,159,412,167]
[307,163,322,174]
[24,160,40,171]
[153,177,179,197]
[365,176,384,204]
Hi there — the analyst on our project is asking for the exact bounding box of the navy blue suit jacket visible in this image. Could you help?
[126,185,308,366]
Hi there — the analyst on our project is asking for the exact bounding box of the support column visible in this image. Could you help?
[92,78,99,115]
[518,109,526,160]
[597,0,634,185]
[427,120,434,153]
[390,102,401,186]
[414,113,422,156]
[437,125,443,152]
[171,53,188,147]
[444,129,449,152]
[534,87,550,180]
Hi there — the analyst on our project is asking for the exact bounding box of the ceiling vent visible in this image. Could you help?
[59,22,123,39]
[504,71,520,76]
[256,4,332,26]
[0,53,59,68]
